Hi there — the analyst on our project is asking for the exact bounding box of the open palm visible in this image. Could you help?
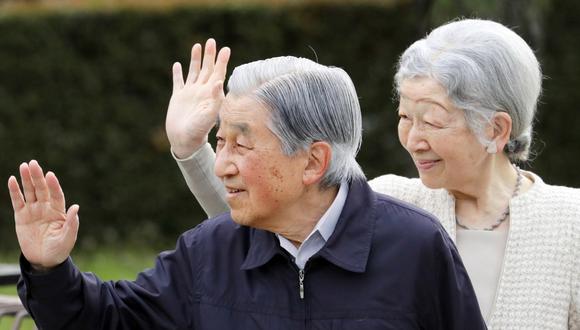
[166,38,231,159]
[8,160,79,270]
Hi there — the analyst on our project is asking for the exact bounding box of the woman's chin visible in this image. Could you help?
[417,175,443,190]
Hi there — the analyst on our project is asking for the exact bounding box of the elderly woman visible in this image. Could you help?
[167,20,580,329]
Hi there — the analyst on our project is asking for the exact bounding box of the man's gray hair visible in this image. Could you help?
[227,56,365,188]
[395,18,542,162]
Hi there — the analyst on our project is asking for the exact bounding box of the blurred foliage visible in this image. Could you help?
[0,1,578,252]
[0,0,402,16]
[536,0,580,182]
[0,3,421,251]
[428,0,552,49]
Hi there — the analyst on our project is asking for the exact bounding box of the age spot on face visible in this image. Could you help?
[270,166,283,180]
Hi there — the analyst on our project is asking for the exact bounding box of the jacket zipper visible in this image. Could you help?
[298,268,305,299]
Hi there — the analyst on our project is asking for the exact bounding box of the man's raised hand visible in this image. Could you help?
[8,160,79,271]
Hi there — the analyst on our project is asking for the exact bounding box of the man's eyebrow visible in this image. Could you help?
[216,119,251,135]
[231,122,251,134]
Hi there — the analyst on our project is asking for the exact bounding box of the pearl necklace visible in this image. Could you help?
[455,165,523,231]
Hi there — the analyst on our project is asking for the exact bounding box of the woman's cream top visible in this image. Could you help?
[456,228,508,322]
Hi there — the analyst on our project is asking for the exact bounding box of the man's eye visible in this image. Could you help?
[236,142,251,150]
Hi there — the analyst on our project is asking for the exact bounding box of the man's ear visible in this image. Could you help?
[303,141,332,186]
[487,112,512,152]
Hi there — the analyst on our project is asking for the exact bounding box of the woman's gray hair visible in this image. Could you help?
[395,18,542,162]
[227,56,365,188]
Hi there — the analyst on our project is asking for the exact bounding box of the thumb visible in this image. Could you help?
[63,204,80,245]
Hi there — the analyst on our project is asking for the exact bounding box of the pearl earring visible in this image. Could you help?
[486,141,497,154]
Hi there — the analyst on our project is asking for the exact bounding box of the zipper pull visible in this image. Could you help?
[298,269,305,300]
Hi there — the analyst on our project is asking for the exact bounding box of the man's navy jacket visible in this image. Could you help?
[18,179,486,329]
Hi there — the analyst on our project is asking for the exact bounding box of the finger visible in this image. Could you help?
[185,43,202,85]
[63,204,80,245]
[29,160,49,202]
[211,80,225,102]
[198,38,217,83]
[211,47,231,83]
[172,62,185,92]
[7,176,25,212]
[19,162,36,203]
[46,171,66,212]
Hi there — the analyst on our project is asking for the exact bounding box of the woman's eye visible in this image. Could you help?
[425,121,442,128]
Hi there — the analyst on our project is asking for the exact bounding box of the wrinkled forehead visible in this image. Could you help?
[217,94,272,133]
[398,77,456,111]
[399,77,448,101]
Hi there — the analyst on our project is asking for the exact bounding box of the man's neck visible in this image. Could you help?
[274,185,340,246]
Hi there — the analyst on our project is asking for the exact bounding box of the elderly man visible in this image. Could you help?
[8,40,485,329]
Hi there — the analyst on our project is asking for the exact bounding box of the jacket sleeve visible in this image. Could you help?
[173,142,229,218]
[17,231,198,330]
[427,227,487,330]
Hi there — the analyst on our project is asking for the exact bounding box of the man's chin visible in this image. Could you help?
[230,210,250,226]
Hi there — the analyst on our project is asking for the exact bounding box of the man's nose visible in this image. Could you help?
[214,147,238,178]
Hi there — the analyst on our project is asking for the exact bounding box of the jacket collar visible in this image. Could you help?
[240,179,376,273]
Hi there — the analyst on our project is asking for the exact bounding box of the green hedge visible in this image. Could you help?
[0,2,578,251]
[536,0,580,185]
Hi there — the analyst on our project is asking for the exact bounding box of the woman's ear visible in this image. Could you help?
[303,141,332,186]
[488,112,512,152]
